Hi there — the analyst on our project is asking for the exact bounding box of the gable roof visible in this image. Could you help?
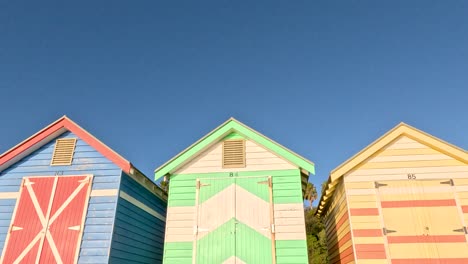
[154,117,315,180]
[316,122,468,216]
[0,116,132,174]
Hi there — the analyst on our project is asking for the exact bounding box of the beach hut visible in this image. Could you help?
[155,118,315,264]
[316,123,468,264]
[0,116,167,264]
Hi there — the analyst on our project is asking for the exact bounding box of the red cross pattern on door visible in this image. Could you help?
[1,175,92,264]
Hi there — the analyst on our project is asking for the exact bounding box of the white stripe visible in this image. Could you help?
[24,179,47,228]
[0,192,19,199]
[120,191,166,221]
[48,181,87,225]
[90,189,118,197]
[68,226,80,231]
[11,226,23,231]
[45,231,63,264]
[12,233,42,264]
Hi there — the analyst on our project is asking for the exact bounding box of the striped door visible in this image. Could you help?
[194,176,274,264]
[377,179,468,263]
[1,176,92,264]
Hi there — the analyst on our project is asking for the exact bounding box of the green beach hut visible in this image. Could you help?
[155,118,315,264]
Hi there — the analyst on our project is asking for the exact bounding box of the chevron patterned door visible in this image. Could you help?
[194,176,274,264]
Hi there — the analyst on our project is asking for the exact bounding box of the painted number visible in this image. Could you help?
[407,173,416,180]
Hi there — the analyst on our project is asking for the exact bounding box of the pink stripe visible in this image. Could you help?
[392,259,468,264]
[462,205,468,213]
[388,235,466,243]
[353,229,383,237]
[350,208,379,216]
[382,199,456,208]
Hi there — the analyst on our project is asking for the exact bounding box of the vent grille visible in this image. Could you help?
[222,139,246,168]
[51,138,77,166]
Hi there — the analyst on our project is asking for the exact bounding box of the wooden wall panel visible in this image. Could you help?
[0,132,121,264]
[109,173,167,263]
[324,180,355,264]
[175,140,295,174]
[344,136,468,263]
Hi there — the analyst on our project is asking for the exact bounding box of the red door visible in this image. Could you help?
[1,175,92,264]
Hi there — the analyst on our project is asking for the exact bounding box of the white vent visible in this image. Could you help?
[222,140,246,168]
[51,138,77,166]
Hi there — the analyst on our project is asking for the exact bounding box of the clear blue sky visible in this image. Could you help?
[1,1,467,204]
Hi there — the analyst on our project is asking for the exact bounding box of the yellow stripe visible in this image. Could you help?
[348,201,378,209]
[329,240,353,259]
[357,260,388,264]
[326,207,348,232]
[454,178,468,186]
[346,182,375,189]
[360,159,465,169]
[388,243,468,258]
[352,221,381,229]
[353,236,385,244]
[380,192,454,201]
[378,148,439,156]
[351,215,380,223]
[347,194,377,203]
[370,154,450,162]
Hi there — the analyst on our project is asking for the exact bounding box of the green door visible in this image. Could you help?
[194,176,274,264]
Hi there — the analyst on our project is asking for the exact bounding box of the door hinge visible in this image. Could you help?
[440,179,454,186]
[383,227,396,235]
[271,224,275,234]
[375,182,388,188]
[453,226,468,234]
[196,181,210,189]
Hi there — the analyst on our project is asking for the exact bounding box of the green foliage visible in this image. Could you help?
[304,182,318,209]
[305,208,329,263]
[304,180,330,263]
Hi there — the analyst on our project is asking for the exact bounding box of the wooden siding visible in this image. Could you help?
[274,203,306,241]
[324,180,354,264]
[109,173,167,263]
[344,135,468,263]
[175,140,295,174]
[0,131,120,264]
[167,170,303,207]
[164,169,307,263]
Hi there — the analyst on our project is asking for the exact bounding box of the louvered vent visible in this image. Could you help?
[51,138,77,166]
[222,139,246,168]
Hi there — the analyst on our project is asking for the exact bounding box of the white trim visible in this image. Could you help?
[90,189,118,197]
[119,191,166,221]
[0,192,19,199]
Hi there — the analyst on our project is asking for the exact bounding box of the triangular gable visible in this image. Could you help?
[317,122,468,216]
[0,116,132,174]
[154,118,315,180]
